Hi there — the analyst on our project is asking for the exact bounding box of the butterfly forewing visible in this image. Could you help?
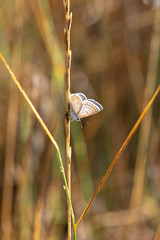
[70,94,83,115]
[76,93,87,101]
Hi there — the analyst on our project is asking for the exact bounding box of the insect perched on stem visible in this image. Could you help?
[70,93,103,122]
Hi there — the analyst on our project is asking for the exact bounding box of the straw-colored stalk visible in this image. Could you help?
[64,0,72,239]
[0,52,76,239]
[75,84,160,229]
[1,1,23,239]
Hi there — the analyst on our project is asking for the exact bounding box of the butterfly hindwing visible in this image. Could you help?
[77,99,103,118]
[87,99,103,111]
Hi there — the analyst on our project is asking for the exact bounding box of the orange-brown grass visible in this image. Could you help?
[0,1,160,240]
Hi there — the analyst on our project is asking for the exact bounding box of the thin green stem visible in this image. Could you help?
[57,149,75,228]
[63,0,73,238]
[0,52,76,239]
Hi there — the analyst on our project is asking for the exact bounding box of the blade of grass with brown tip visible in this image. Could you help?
[0,52,75,238]
[75,84,160,229]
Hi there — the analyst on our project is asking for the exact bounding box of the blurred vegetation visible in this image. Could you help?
[0,0,160,240]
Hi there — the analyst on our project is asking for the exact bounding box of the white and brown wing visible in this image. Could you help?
[77,99,103,119]
[70,94,83,117]
[76,93,87,101]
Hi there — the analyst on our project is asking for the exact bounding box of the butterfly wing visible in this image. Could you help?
[70,94,83,119]
[76,93,87,101]
[77,99,103,119]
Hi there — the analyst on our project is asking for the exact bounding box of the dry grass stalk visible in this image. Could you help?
[129,9,160,209]
[75,84,160,229]
[64,0,72,239]
[1,1,23,239]
[0,51,75,239]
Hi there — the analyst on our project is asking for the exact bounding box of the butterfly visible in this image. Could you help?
[70,93,103,121]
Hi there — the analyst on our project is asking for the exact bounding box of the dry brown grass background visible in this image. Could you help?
[0,0,160,239]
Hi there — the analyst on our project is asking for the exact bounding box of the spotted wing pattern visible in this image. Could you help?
[70,93,103,120]
[77,99,103,119]
[70,94,83,120]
